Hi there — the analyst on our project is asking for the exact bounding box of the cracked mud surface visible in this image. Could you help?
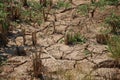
[0,0,120,80]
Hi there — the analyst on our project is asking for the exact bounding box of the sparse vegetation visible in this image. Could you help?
[77,4,89,16]
[107,36,120,59]
[106,0,120,8]
[105,13,120,33]
[56,0,71,9]
[65,31,86,45]
[0,2,9,46]
[77,0,106,17]
[0,0,120,80]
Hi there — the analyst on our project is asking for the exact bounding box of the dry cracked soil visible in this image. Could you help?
[0,0,120,80]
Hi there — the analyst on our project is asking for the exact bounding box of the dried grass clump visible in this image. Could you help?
[96,34,110,44]
[65,31,86,45]
[32,52,44,79]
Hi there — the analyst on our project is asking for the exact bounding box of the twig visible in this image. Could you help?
[14,60,27,68]
[42,48,57,61]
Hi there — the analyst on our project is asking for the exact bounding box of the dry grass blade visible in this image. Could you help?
[42,48,56,61]
[32,31,37,47]
[32,52,45,80]
[22,28,26,45]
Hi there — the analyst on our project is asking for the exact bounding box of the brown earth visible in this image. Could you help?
[0,0,120,80]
